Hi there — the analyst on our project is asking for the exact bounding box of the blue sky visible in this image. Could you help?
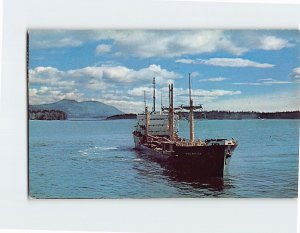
[28,30,300,113]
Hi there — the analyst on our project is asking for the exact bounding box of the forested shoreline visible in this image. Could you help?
[180,110,300,120]
[106,111,300,120]
[29,109,67,120]
[28,109,300,120]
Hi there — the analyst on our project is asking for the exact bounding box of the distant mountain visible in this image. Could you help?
[29,99,124,119]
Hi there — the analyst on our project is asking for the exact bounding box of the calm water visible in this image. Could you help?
[29,119,299,198]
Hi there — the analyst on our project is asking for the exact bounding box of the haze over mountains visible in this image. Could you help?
[29,99,124,119]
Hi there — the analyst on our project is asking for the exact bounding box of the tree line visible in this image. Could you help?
[29,109,67,120]
[177,110,300,119]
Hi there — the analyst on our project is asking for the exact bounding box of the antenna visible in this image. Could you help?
[152,77,156,112]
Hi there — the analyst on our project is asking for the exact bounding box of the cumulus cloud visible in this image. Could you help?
[30,30,247,56]
[107,30,247,58]
[289,67,300,81]
[176,58,274,68]
[95,44,111,54]
[110,64,178,84]
[30,30,295,59]
[127,86,153,97]
[28,64,181,107]
[29,64,242,112]
[258,36,294,50]
[29,67,76,89]
[29,87,85,105]
[30,64,180,86]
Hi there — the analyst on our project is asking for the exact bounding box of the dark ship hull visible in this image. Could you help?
[133,133,237,177]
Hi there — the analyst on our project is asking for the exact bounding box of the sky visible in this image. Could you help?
[28,30,300,113]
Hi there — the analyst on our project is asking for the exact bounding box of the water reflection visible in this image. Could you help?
[163,169,226,192]
[133,149,233,194]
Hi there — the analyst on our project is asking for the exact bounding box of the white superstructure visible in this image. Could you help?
[134,111,179,137]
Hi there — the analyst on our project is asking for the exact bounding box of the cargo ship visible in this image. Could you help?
[133,75,237,177]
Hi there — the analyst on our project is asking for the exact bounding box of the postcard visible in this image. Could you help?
[28,29,299,198]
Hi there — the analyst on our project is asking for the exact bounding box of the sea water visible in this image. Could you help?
[29,119,299,198]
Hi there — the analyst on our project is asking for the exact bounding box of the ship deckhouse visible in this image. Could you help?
[135,112,179,137]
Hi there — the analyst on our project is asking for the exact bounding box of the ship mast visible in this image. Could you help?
[160,88,163,114]
[152,77,156,112]
[189,73,194,143]
[180,73,202,143]
[144,90,149,140]
[144,90,146,112]
[168,83,174,140]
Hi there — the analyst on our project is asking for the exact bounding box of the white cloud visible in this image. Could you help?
[174,87,241,98]
[206,90,299,112]
[199,77,229,82]
[29,63,242,111]
[165,88,242,107]
[127,86,153,97]
[30,64,180,87]
[29,30,98,49]
[263,81,293,84]
[190,72,200,78]
[233,78,293,86]
[101,30,247,58]
[96,64,180,84]
[258,36,294,50]
[32,37,83,49]
[193,89,241,97]
[258,78,274,81]
[175,59,194,64]
[102,99,145,113]
[29,67,75,88]
[289,67,300,81]
[176,58,275,68]
[30,30,296,59]
[29,87,85,105]
[30,30,247,56]
[233,82,266,86]
[28,64,181,106]
[95,44,111,54]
